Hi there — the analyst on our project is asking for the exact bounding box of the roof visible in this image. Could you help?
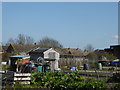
[7,44,41,53]
[62,48,85,56]
[94,49,104,52]
[111,61,120,63]
[110,45,120,47]
[2,46,8,52]
[10,55,30,58]
[29,48,49,53]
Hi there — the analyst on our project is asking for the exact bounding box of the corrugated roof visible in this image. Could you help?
[10,55,30,58]
[29,48,49,53]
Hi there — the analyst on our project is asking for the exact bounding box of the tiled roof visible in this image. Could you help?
[94,49,104,52]
[8,44,41,53]
[62,48,85,56]
[2,46,8,52]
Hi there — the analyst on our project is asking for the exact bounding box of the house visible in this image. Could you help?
[10,55,30,72]
[94,49,105,53]
[58,48,87,67]
[62,48,85,56]
[5,43,41,54]
[29,48,60,71]
[104,45,120,59]
[60,48,86,59]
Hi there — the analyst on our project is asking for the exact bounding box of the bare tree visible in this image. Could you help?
[84,44,94,52]
[6,34,34,45]
[16,34,26,45]
[38,37,63,48]
[25,36,34,45]
[6,38,15,46]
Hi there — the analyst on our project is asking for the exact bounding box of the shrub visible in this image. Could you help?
[107,73,120,83]
[114,83,120,90]
[31,71,107,89]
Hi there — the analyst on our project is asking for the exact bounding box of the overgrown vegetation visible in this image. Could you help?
[2,52,20,62]
[4,71,120,89]
[87,52,117,61]
[95,52,117,61]
[114,83,120,89]
[30,71,107,89]
[107,73,120,83]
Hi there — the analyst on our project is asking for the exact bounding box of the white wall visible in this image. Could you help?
[44,48,59,60]
[44,48,59,70]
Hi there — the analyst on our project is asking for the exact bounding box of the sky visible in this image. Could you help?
[2,2,118,50]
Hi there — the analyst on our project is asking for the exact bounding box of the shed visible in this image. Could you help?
[29,48,60,71]
[10,55,30,72]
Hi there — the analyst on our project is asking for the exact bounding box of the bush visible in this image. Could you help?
[31,71,107,89]
[107,73,120,83]
[83,81,107,90]
[114,83,120,90]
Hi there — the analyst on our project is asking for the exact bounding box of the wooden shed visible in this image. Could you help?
[10,55,30,72]
[29,48,60,71]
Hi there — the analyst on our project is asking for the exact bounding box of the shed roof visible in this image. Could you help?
[29,48,49,53]
[10,55,30,58]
